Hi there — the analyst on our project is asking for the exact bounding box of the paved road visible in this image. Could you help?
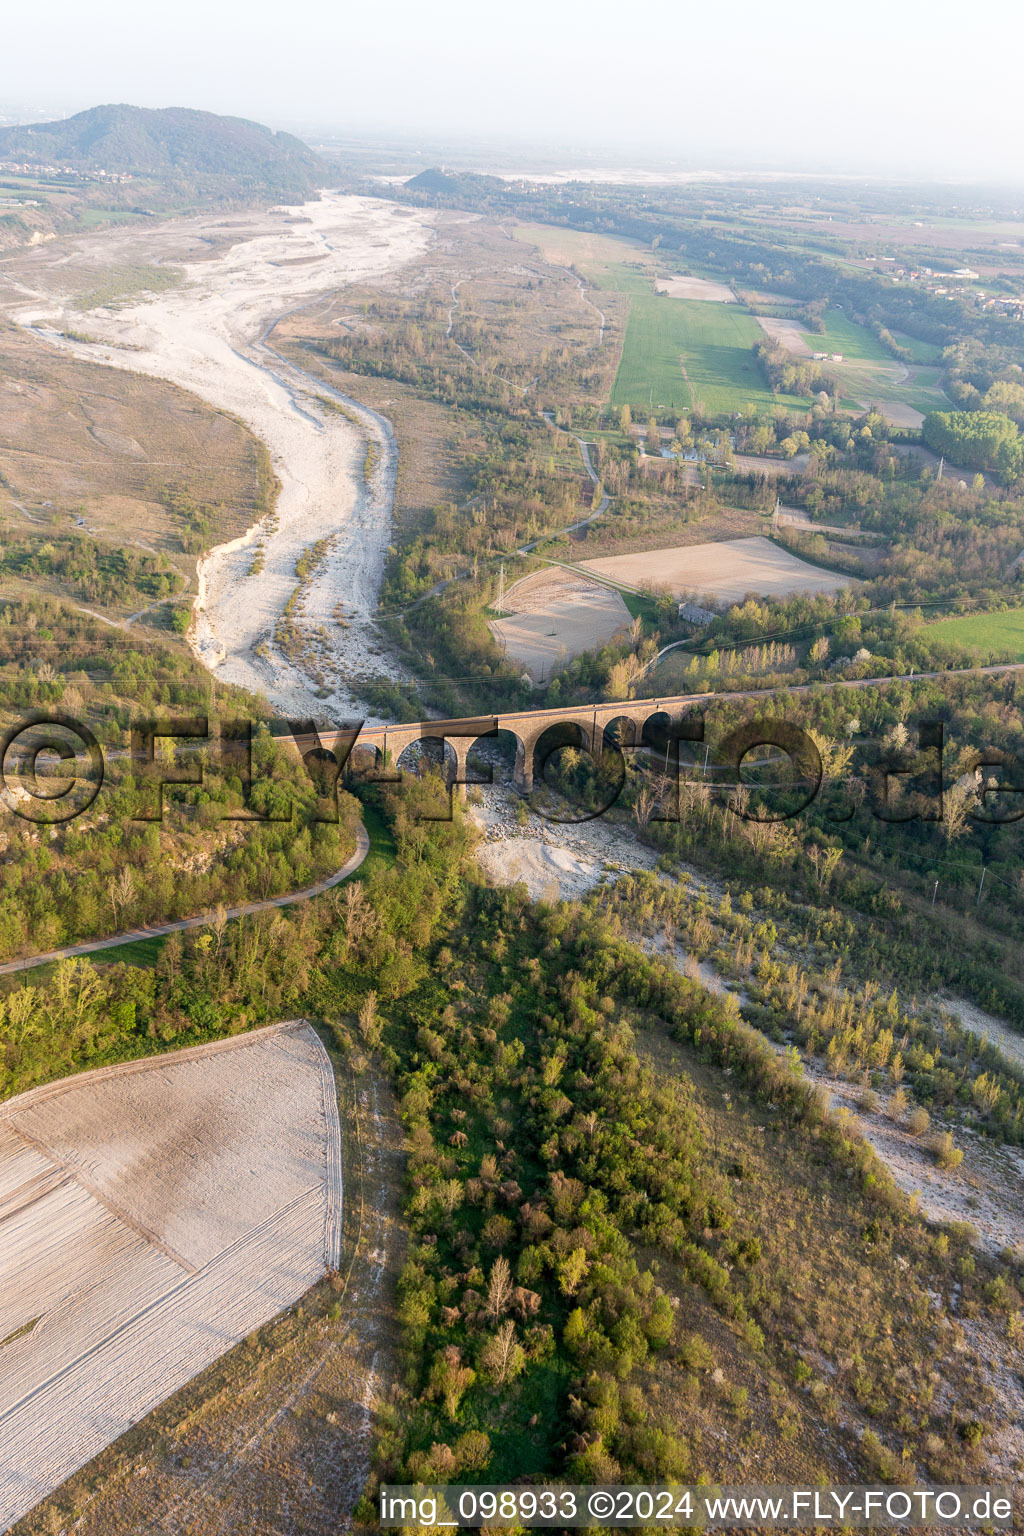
[0,822,370,977]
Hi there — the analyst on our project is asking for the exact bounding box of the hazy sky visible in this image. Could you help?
[5,0,1023,181]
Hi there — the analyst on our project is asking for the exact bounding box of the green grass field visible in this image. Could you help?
[920,608,1024,660]
[799,308,891,361]
[514,224,949,422]
[795,308,950,420]
[611,296,804,415]
[892,332,943,365]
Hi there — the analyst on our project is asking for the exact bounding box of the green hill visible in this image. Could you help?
[0,104,327,198]
[403,166,512,206]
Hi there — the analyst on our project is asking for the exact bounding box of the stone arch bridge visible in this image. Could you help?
[306,695,710,797]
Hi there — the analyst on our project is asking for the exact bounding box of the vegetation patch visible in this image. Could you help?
[920,605,1024,660]
[73,264,184,312]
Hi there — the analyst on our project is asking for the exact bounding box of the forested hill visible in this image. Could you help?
[0,104,327,198]
[404,167,511,206]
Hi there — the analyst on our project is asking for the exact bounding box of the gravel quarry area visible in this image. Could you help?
[0,1022,343,1532]
[5,193,434,723]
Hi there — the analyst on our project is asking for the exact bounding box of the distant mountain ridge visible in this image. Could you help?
[0,104,327,196]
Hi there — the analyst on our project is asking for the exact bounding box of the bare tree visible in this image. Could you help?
[807,844,843,889]
[943,777,977,841]
[108,867,135,926]
[486,1254,513,1319]
[212,903,228,952]
[479,1320,524,1384]
[632,780,658,829]
[358,989,381,1048]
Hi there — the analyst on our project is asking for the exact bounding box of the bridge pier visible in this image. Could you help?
[446,737,474,801]
[513,733,534,795]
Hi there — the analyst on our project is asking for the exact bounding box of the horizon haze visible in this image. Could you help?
[2,0,1023,184]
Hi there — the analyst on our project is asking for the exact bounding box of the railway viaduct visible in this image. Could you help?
[311,695,709,796]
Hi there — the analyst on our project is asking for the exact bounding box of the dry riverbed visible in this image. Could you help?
[5,194,434,722]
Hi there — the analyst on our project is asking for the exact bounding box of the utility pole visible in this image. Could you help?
[931,879,938,906]
[977,866,986,905]
[495,562,506,615]
[937,455,944,483]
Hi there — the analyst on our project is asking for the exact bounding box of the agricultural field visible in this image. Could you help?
[920,606,1024,660]
[490,566,632,681]
[802,308,892,362]
[838,357,950,425]
[514,222,802,412]
[514,222,920,416]
[892,332,944,364]
[611,297,806,414]
[580,534,854,605]
[0,1021,343,1531]
[654,273,735,302]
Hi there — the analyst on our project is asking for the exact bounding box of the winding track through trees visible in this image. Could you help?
[0,823,370,977]
[376,411,610,618]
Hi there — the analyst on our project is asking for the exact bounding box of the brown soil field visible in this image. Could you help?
[654,274,735,302]
[770,212,1024,256]
[733,450,810,476]
[864,397,924,429]
[580,535,854,604]
[15,1025,405,1536]
[490,566,631,681]
[0,1022,343,1532]
[755,315,812,356]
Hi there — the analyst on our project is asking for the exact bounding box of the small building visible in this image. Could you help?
[812,351,827,360]
[678,602,716,626]
[830,353,843,362]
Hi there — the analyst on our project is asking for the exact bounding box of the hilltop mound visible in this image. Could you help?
[403,166,511,206]
[0,104,326,198]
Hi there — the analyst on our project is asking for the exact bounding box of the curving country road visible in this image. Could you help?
[0,822,370,977]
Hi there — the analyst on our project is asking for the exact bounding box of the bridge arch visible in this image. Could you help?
[602,713,639,750]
